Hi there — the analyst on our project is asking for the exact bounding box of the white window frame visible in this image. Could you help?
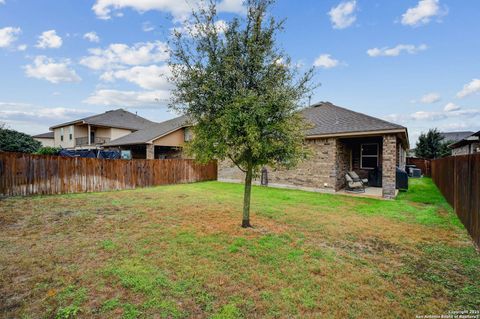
[360,143,379,169]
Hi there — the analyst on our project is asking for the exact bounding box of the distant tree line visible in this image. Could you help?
[415,128,452,159]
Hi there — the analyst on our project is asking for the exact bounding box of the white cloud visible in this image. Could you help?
[173,19,228,37]
[100,65,172,90]
[17,44,27,51]
[217,0,245,14]
[80,41,169,70]
[313,54,340,69]
[0,105,89,120]
[401,0,446,26]
[0,27,21,48]
[386,108,480,122]
[328,0,357,29]
[83,31,100,43]
[92,0,244,20]
[24,56,81,83]
[367,44,427,57]
[456,79,480,98]
[83,89,170,107]
[410,111,443,121]
[419,92,440,104]
[0,0,5,4]
[36,30,62,49]
[0,102,93,134]
[443,102,461,112]
[142,21,155,32]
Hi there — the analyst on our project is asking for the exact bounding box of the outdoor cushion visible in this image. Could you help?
[345,174,354,183]
[348,171,368,184]
[348,181,363,188]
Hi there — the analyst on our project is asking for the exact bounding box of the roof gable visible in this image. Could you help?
[104,115,191,147]
[33,132,54,139]
[440,131,474,143]
[50,109,155,131]
[301,102,406,137]
[448,130,480,148]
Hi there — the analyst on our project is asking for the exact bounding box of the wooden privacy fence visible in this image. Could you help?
[407,157,431,177]
[0,152,217,197]
[431,154,479,247]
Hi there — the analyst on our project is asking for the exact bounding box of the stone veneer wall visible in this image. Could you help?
[382,134,397,199]
[218,138,342,192]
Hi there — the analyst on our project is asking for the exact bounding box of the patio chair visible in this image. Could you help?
[345,173,365,193]
[348,171,368,187]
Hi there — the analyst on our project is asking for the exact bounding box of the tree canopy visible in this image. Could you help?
[415,128,451,159]
[168,0,315,227]
[0,125,41,153]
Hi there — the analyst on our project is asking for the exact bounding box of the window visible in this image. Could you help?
[121,150,132,160]
[361,143,379,169]
[60,128,64,141]
[69,126,73,140]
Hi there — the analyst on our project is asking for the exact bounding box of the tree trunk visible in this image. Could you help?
[242,165,253,228]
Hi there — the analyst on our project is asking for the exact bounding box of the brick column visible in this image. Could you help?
[146,144,155,159]
[382,134,397,199]
[334,140,350,191]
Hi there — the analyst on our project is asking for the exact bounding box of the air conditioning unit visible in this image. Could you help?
[411,168,422,178]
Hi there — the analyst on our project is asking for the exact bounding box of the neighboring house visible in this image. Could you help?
[103,115,192,159]
[440,131,474,144]
[32,132,55,147]
[49,109,154,149]
[449,130,480,156]
[407,131,473,158]
[218,102,409,199]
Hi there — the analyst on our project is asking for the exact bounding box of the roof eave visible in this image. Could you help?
[145,125,189,144]
[305,128,407,139]
[306,128,409,149]
[49,120,85,130]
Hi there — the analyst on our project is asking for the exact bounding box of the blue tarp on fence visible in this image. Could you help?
[58,149,121,159]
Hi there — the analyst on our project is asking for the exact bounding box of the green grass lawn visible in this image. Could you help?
[0,178,478,318]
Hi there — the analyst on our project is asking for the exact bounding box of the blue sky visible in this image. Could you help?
[0,0,479,144]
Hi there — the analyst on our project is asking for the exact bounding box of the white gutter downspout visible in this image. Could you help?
[88,124,91,146]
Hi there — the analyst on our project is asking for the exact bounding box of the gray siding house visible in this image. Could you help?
[449,131,480,156]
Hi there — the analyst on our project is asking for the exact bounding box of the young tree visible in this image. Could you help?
[169,0,314,227]
[415,128,451,159]
[0,125,41,153]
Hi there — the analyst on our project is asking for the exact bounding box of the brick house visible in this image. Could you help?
[218,102,409,199]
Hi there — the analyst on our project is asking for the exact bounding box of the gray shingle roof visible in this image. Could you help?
[440,131,474,143]
[448,130,480,148]
[50,109,155,131]
[32,132,54,138]
[104,115,191,147]
[301,102,406,137]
